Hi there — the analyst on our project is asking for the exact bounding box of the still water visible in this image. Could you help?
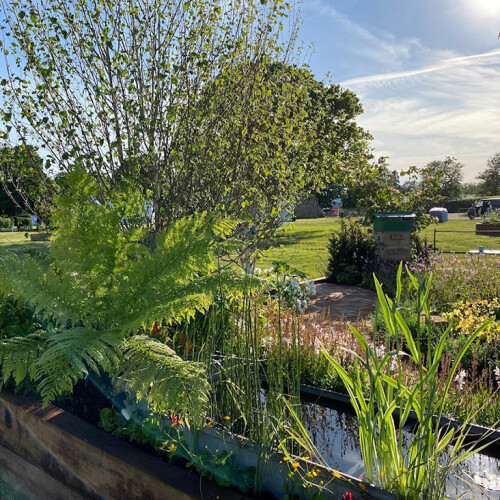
[301,402,500,499]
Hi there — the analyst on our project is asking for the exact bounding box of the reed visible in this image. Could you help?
[324,264,492,499]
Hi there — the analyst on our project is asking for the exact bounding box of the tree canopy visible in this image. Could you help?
[0,145,56,217]
[425,157,463,199]
[0,0,370,250]
[477,153,500,196]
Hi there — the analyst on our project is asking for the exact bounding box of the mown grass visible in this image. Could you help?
[0,232,50,254]
[259,216,500,278]
[419,216,500,253]
[2,217,499,279]
[257,218,341,278]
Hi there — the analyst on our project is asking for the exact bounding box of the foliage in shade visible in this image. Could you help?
[0,170,248,427]
[119,336,209,421]
[326,219,375,286]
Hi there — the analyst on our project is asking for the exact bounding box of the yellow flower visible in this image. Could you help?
[302,455,310,460]
[223,415,231,421]
[204,420,213,428]
[168,443,177,453]
[359,483,367,491]
[292,462,300,469]
[178,419,184,426]
[160,440,169,449]
[283,456,290,461]
[333,471,341,479]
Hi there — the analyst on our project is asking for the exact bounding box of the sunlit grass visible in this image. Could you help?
[0,232,50,254]
[259,216,500,279]
[2,216,500,278]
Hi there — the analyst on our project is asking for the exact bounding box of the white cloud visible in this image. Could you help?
[301,1,500,181]
[305,0,457,74]
[310,1,421,69]
[346,52,500,180]
[341,48,500,87]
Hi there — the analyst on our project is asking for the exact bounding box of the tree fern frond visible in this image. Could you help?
[0,331,47,386]
[33,328,122,405]
[0,249,86,326]
[117,336,210,427]
[119,270,254,333]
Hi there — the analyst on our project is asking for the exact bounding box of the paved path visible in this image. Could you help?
[305,282,377,322]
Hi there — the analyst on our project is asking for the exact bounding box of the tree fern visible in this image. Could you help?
[0,331,47,386]
[118,336,210,428]
[0,170,252,425]
[32,328,122,405]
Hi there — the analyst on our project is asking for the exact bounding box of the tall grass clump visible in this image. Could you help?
[324,264,491,499]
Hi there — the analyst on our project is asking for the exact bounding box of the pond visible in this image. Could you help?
[301,401,500,499]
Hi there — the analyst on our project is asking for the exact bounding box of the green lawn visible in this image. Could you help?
[0,232,50,254]
[2,217,499,280]
[259,216,500,279]
[257,218,341,278]
[419,216,500,253]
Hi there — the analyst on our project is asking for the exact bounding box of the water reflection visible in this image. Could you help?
[301,402,500,499]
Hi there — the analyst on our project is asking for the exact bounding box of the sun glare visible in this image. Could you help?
[464,0,500,17]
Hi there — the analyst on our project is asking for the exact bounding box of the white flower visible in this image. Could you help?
[390,356,398,373]
[262,336,274,348]
[494,366,500,385]
[454,370,467,391]
[375,345,386,359]
[314,338,322,356]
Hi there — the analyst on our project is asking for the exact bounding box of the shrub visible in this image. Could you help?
[256,261,316,313]
[482,212,500,225]
[0,293,40,339]
[326,219,375,286]
[443,298,500,342]
[0,217,13,229]
[14,216,32,228]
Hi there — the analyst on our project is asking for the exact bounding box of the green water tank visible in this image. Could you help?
[373,212,416,232]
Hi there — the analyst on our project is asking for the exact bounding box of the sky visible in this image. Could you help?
[299,0,500,181]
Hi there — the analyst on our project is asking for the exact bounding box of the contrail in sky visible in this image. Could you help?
[341,48,500,87]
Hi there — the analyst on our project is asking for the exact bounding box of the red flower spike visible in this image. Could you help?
[342,493,353,500]
[152,321,160,334]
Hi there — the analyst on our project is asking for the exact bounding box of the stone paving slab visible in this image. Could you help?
[306,282,377,322]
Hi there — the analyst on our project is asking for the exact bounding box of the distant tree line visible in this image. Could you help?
[315,152,500,213]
